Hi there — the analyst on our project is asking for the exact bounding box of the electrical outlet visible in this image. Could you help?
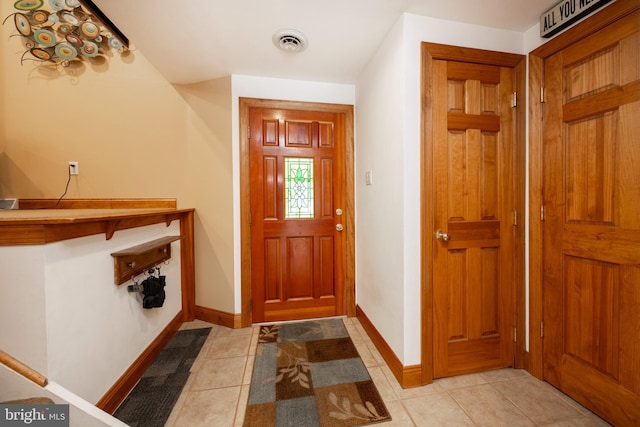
[68,161,79,175]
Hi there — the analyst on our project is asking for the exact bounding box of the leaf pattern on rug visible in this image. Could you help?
[258,324,280,343]
[262,343,311,388]
[327,391,386,422]
[300,322,345,340]
[278,344,312,388]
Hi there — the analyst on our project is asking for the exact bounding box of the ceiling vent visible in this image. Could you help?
[272,29,308,53]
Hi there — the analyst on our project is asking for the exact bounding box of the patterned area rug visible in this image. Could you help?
[244,318,391,427]
[113,327,211,427]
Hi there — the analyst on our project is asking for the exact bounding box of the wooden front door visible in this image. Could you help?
[425,45,523,379]
[249,107,346,323]
[541,9,640,425]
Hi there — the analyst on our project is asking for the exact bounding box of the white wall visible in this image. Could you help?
[230,75,356,313]
[355,17,407,361]
[356,13,525,365]
[0,222,182,404]
[0,246,48,374]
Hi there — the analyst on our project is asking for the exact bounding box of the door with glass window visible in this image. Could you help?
[249,107,345,323]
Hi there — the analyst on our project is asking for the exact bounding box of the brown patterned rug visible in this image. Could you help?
[243,318,391,427]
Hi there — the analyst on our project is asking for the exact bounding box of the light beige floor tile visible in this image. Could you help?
[248,331,259,355]
[491,376,582,424]
[191,356,247,391]
[180,372,198,393]
[205,335,252,359]
[214,326,253,337]
[173,387,241,427]
[366,341,388,366]
[378,400,416,426]
[435,372,488,391]
[543,413,612,426]
[479,367,531,383]
[353,341,379,368]
[179,319,216,330]
[449,384,535,427]
[542,381,597,416]
[243,355,255,385]
[403,392,475,427]
[233,385,251,427]
[381,365,445,399]
[368,366,399,403]
[189,340,212,374]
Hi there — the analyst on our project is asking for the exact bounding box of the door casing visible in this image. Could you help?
[239,98,355,327]
[421,43,527,384]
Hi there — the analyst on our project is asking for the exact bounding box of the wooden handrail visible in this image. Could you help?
[0,350,48,387]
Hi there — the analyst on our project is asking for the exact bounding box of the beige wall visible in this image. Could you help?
[0,1,234,312]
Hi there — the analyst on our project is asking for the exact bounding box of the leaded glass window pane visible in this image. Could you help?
[285,157,314,219]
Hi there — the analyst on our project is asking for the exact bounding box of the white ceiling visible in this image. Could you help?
[91,0,556,85]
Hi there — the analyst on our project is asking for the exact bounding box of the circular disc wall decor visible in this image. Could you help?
[3,0,128,67]
[13,13,31,36]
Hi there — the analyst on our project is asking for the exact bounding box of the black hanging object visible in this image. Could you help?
[127,269,166,309]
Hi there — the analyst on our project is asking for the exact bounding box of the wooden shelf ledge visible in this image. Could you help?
[111,235,182,285]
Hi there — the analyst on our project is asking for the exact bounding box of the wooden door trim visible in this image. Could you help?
[421,42,526,384]
[239,98,355,327]
[527,0,640,380]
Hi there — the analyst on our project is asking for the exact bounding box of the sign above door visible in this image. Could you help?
[540,0,613,38]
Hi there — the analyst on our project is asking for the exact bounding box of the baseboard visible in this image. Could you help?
[356,305,423,388]
[194,305,242,329]
[96,310,184,414]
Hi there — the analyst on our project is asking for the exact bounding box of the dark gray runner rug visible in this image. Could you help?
[113,327,211,427]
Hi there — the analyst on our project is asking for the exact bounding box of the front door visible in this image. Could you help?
[249,107,346,323]
[541,9,640,425]
[427,46,522,378]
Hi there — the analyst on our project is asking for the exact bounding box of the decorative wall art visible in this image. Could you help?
[3,0,128,67]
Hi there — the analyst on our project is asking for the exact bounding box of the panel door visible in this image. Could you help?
[249,107,345,323]
[542,11,640,425]
[432,59,516,378]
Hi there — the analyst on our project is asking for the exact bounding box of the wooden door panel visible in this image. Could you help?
[250,108,344,323]
[433,58,515,378]
[564,256,619,377]
[542,10,640,425]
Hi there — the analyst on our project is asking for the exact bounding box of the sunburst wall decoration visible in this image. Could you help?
[3,0,129,67]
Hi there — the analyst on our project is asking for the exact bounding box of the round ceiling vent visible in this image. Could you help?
[272,29,308,53]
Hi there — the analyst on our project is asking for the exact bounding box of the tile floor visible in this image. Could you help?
[164,317,611,427]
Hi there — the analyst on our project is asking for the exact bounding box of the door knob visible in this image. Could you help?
[336,224,343,231]
[435,230,450,241]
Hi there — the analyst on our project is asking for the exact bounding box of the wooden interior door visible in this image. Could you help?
[249,107,345,323]
[541,10,640,425]
[431,58,518,378]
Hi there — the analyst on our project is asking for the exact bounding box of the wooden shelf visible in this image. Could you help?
[111,235,181,285]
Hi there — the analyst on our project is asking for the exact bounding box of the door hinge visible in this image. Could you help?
[513,210,518,226]
[540,87,546,103]
[540,205,545,221]
[511,92,517,108]
[513,327,517,342]
[247,126,250,139]
[540,321,544,338]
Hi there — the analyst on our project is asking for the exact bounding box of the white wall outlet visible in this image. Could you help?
[365,170,373,186]
[68,161,79,175]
